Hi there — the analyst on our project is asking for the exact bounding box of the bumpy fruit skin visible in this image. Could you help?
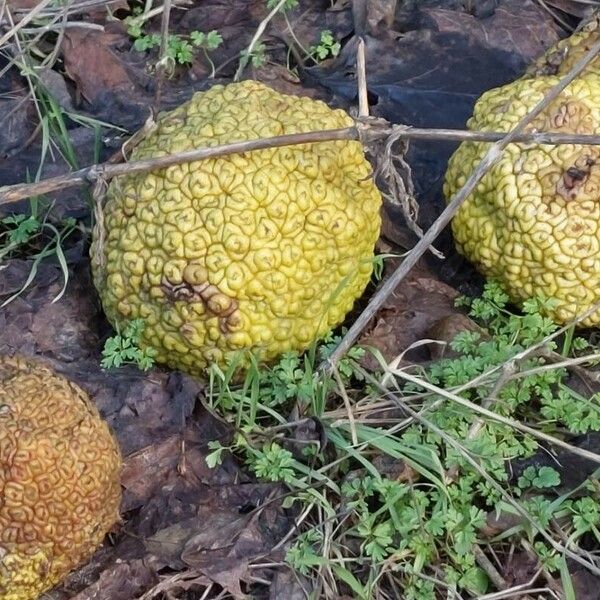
[444,71,600,326]
[0,355,122,600]
[525,16,600,79]
[91,80,382,374]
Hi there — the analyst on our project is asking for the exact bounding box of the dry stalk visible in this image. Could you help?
[7,124,600,207]
[234,0,289,81]
[390,367,600,464]
[331,366,358,446]
[323,33,600,371]
[154,0,173,110]
[0,128,357,205]
[7,0,130,19]
[356,37,369,118]
[473,545,508,591]
[0,0,55,48]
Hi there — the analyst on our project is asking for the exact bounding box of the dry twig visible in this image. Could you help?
[234,0,288,81]
[154,0,173,110]
[8,124,600,206]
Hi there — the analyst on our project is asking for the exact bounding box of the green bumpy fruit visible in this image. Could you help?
[92,81,382,374]
[444,59,600,326]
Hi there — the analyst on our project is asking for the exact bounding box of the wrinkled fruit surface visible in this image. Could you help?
[444,26,600,327]
[0,355,122,600]
[92,80,382,374]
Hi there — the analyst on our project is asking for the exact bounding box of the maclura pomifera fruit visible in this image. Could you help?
[444,19,600,327]
[91,80,382,375]
[0,355,122,600]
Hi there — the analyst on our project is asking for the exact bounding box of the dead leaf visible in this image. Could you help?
[427,313,487,360]
[366,0,399,34]
[63,30,134,104]
[0,96,34,157]
[502,551,540,588]
[6,0,39,8]
[67,559,158,600]
[121,435,183,512]
[359,270,461,365]
[425,4,561,63]
[372,454,418,482]
[187,557,250,599]
[269,569,313,600]
[571,566,600,600]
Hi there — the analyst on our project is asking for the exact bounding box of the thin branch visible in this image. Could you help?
[0,128,355,206]
[234,0,288,81]
[332,366,358,446]
[356,37,369,117]
[154,0,173,110]
[473,545,507,591]
[0,0,55,48]
[323,33,600,370]
[8,124,600,205]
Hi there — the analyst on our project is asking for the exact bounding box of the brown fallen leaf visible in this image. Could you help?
[365,0,399,34]
[6,0,39,8]
[427,313,487,360]
[359,268,461,366]
[66,559,158,600]
[0,95,35,157]
[372,454,418,483]
[121,435,183,512]
[425,3,561,63]
[62,29,134,104]
[186,557,250,599]
[269,569,313,600]
[571,567,600,600]
[502,550,540,588]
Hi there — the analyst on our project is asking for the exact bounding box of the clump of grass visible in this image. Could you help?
[1,2,125,307]
[203,282,600,599]
[0,203,78,307]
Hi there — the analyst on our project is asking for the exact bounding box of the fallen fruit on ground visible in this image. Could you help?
[91,80,382,374]
[524,15,600,79]
[444,25,600,327]
[0,355,122,600]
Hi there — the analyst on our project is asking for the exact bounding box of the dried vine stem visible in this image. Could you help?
[154,0,173,110]
[323,33,600,370]
[233,0,289,81]
[0,128,355,205]
[7,124,600,206]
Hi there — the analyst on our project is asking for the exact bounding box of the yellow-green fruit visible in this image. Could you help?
[0,355,122,600]
[91,81,382,374]
[524,17,600,79]
[444,73,600,326]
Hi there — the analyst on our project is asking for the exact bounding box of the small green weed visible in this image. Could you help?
[308,29,341,61]
[126,10,223,73]
[101,318,157,371]
[203,281,600,598]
